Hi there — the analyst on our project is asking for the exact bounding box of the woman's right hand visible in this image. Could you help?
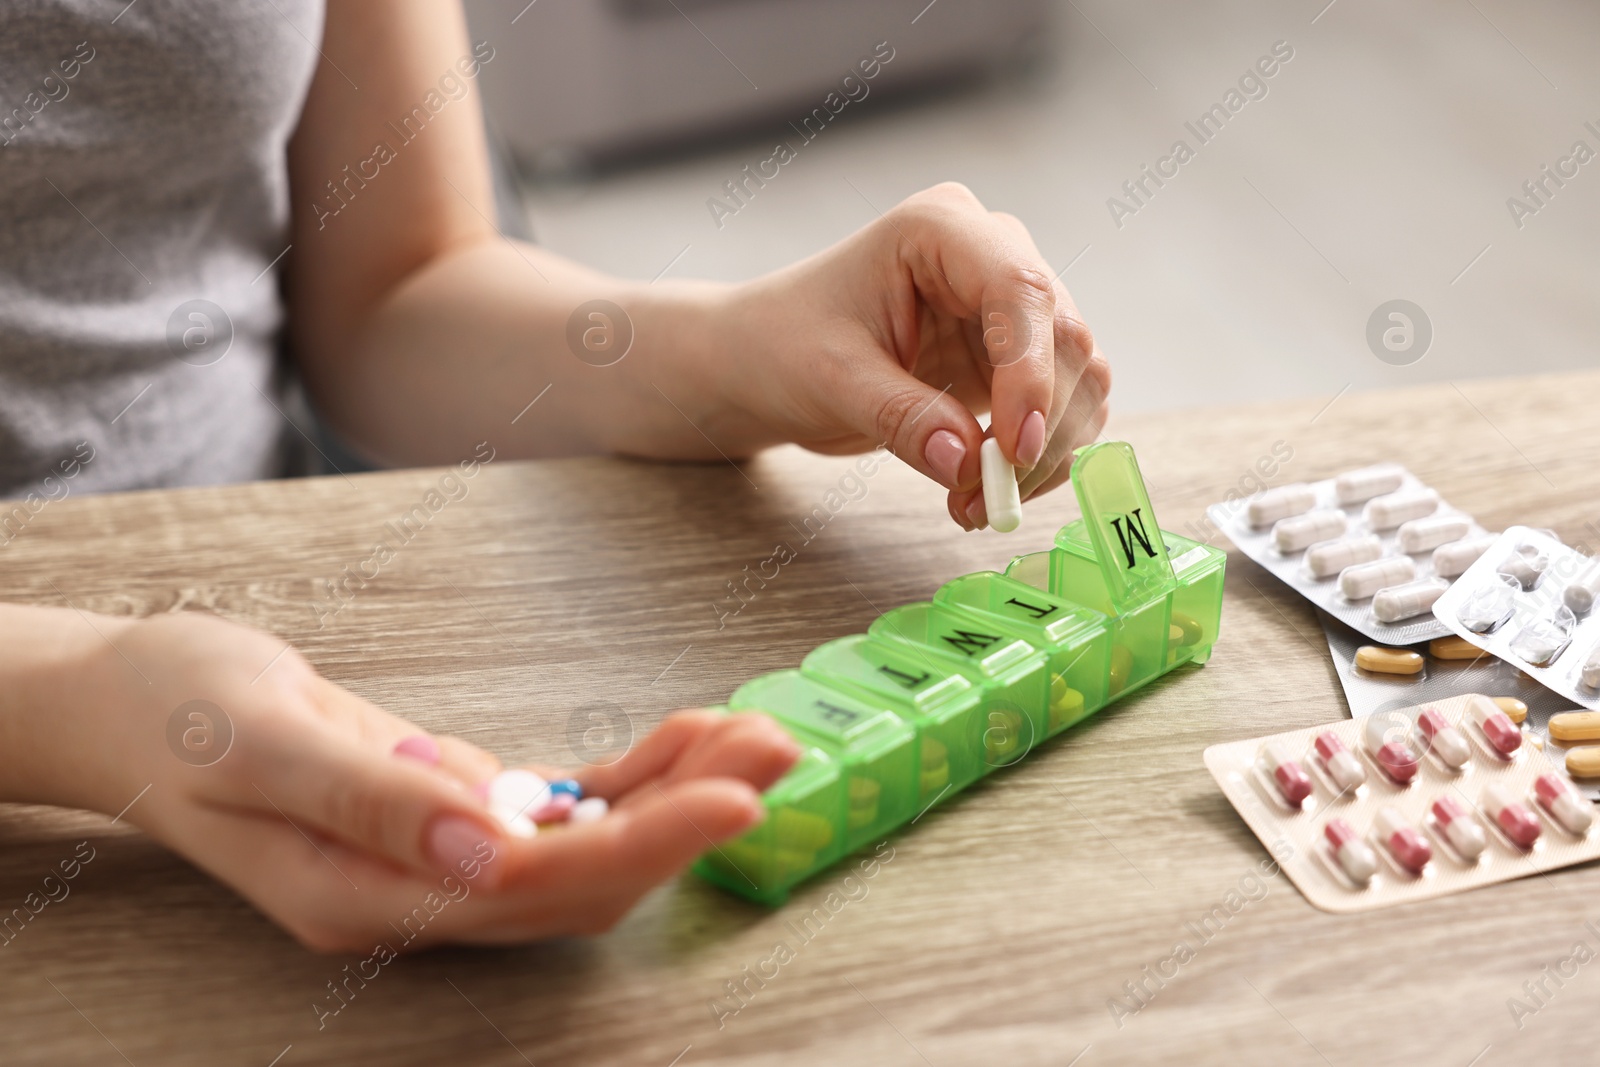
[12,607,799,951]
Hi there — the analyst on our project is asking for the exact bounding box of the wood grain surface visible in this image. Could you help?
[0,370,1595,1066]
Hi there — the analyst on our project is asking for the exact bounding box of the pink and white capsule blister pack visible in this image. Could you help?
[1205,463,1492,644]
[1433,526,1600,712]
[1204,694,1600,912]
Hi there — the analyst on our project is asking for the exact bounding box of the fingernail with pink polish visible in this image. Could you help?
[965,496,987,530]
[426,815,502,887]
[393,735,441,765]
[1017,410,1046,469]
[923,430,967,487]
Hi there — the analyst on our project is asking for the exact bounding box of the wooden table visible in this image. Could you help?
[1,371,1595,1066]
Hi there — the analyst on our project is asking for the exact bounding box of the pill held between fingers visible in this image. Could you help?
[1324,818,1377,883]
[1247,483,1316,528]
[1374,806,1432,872]
[1428,635,1483,661]
[1258,742,1313,806]
[1364,487,1439,530]
[1430,795,1487,860]
[1491,696,1528,724]
[1335,464,1405,505]
[1355,645,1425,675]
[1549,711,1600,742]
[1534,773,1594,834]
[1372,578,1450,623]
[1339,556,1416,601]
[1432,535,1497,579]
[1396,515,1471,555]
[1272,509,1348,553]
[1306,535,1383,579]
[979,438,1022,534]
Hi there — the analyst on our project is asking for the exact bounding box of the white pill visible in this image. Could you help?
[1396,515,1471,555]
[1432,535,1496,578]
[1509,610,1574,667]
[980,438,1022,534]
[1373,578,1449,623]
[488,769,551,828]
[1364,487,1439,530]
[1458,578,1518,633]
[1584,643,1600,690]
[1499,543,1549,590]
[569,796,609,824]
[1247,483,1316,528]
[1338,556,1416,601]
[1272,509,1347,553]
[1335,464,1404,505]
[1564,559,1600,615]
[1306,535,1382,579]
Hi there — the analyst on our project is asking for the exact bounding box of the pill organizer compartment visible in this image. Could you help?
[727,671,918,852]
[869,602,1050,766]
[933,572,1112,736]
[696,440,1224,905]
[802,634,990,802]
[694,738,847,906]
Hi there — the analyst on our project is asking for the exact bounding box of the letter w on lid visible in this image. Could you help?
[1070,442,1178,612]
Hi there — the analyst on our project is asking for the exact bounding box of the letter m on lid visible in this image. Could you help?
[1069,442,1177,612]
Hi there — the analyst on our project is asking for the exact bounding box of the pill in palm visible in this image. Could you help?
[1375,806,1432,872]
[1335,464,1404,505]
[1396,515,1471,554]
[1372,578,1449,623]
[1306,535,1382,579]
[1364,487,1439,530]
[487,769,552,827]
[979,438,1022,533]
[1432,535,1497,578]
[1272,509,1347,553]
[569,796,609,824]
[1355,645,1424,675]
[1416,707,1471,769]
[1247,483,1315,527]
[1482,783,1541,848]
[1324,818,1377,883]
[1535,773,1593,835]
[1339,556,1415,601]
[1429,796,1487,860]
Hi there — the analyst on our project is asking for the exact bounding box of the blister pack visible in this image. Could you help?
[1206,463,1492,643]
[1317,611,1596,799]
[1205,695,1600,912]
[1432,527,1600,715]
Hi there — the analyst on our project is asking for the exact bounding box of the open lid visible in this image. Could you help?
[1068,440,1177,612]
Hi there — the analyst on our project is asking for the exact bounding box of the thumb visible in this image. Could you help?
[255,729,509,887]
[836,355,984,496]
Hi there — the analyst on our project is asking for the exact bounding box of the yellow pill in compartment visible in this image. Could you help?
[1171,611,1203,646]
[1354,645,1424,675]
[1549,711,1600,742]
[1108,646,1133,694]
[1491,696,1528,724]
[1049,679,1085,732]
[1428,635,1484,660]
[1566,746,1600,778]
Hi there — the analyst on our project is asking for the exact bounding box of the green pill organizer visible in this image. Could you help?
[693,441,1225,904]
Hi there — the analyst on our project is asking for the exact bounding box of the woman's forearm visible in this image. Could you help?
[297,236,773,468]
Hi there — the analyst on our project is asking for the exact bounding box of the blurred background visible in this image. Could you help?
[464,0,1597,414]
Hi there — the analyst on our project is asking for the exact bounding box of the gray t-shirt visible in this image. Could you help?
[0,0,323,500]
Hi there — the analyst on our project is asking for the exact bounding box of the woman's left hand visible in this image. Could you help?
[714,182,1111,530]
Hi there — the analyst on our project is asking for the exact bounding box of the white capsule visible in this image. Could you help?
[1396,515,1471,555]
[1272,509,1348,553]
[1339,556,1416,601]
[1305,535,1382,579]
[569,796,610,824]
[487,769,551,835]
[1335,464,1404,505]
[1499,543,1549,591]
[1583,643,1600,691]
[1247,483,1316,528]
[979,437,1022,534]
[1432,535,1496,579]
[1364,487,1439,530]
[1564,559,1600,616]
[1373,577,1450,623]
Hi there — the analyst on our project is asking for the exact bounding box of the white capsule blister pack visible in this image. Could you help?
[1204,695,1600,913]
[1432,526,1600,712]
[1206,463,1492,643]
